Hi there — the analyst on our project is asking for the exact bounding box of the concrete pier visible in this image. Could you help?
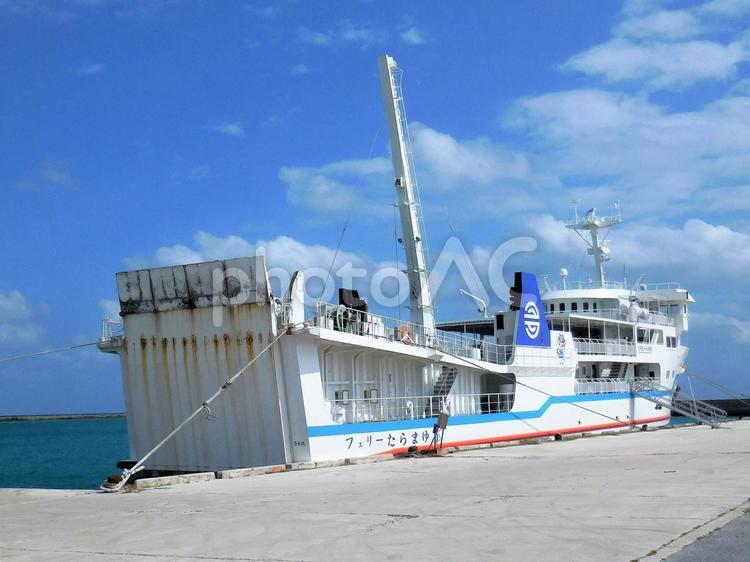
[1,420,749,561]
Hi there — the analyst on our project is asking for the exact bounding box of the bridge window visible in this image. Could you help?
[583,302,589,312]
[559,302,566,312]
[571,302,578,312]
[550,303,555,313]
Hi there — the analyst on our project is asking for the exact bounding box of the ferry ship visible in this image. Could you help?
[99,55,724,477]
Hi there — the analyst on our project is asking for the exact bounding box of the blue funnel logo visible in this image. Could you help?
[523,300,541,339]
[512,272,550,348]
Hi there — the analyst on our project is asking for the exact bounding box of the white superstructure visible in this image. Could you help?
[534,206,692,391]
[99,55,723,474]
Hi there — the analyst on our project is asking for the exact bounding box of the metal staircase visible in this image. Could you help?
[610,362,626,378]
[427,366,458,415]
[629,379,727,429]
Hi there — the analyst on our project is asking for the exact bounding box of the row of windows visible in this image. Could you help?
[547,301,598,314]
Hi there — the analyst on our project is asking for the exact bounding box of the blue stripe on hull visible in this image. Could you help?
[307,391,668,437]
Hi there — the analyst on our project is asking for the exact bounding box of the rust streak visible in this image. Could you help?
[245,333,254,362]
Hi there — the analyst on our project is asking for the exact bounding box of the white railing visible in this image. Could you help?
[276,301,294,328]
[573,338,637,357]
[554,307,676,327]
[99,317,122,343]
[309,302,515,365]
[326,392,515,424]
[542,281,680,292]
[574,378,630,395]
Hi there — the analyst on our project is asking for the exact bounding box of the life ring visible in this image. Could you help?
[399,326,413,345]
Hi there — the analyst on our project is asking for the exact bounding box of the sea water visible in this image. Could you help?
[0,417,129,490]
[0,415,700,490]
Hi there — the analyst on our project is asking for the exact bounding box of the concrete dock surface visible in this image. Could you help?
[1,420,749,561]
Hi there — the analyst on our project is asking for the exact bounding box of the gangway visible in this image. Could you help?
[629,379,727,429]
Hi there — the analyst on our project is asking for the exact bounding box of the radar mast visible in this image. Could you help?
[566,202,622,286]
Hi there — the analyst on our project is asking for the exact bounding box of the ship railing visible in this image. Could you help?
[325,391,515,424]
[574,378,630,395]
[99,317,122,343]
[308,301,517,365]
[276,301,294,328]
[573,338,637,357]
[552,308,675,327]
[543,281,680,292]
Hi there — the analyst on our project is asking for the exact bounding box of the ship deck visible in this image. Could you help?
[2,419,749,561]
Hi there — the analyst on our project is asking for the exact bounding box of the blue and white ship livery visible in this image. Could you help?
[99,55,720,474]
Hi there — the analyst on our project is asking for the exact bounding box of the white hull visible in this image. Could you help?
[307,393,670,461]
[102,258,684,473]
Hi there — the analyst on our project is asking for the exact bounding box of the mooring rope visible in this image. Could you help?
[102,327,292,493]
[0,342,100,364]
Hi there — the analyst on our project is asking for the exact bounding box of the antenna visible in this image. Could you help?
[560,268,569,290]
[566,203,622,286]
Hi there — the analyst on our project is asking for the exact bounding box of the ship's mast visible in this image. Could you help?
[378,54,434,332]
[566,204,622,286]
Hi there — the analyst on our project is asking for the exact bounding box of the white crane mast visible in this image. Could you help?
[378,54,435,333]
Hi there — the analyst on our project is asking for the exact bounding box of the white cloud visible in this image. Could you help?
[623,219,750,275]
[186,165,210,181]
[524,214,580,256]
[339,20,384,46]
[697,0,750,17]
[99,298,120,319]
[211,122,245,137]
[0,290,42,345]
[528,213,750,279]
[122,232,376,301]
[299,27,333,47]
[562,38,747,90]
[18,161,73,190]
[291,63,309,75]
[695,185,750,212]
[78,63,104,75]
[253,5,279,18]
[615,9,704,40]
[0,290,32,323]
[0,0,179,20]
[505,89,750,211]
[562,0,750,90]
[278,124,551,220]
[410,123,533,189]
[730,77,750,95]
[507,89,658,142]
[278,157,391,215]
[401,26,427,45]
[299,28,331,46]
[299,21,385,48]
[280,168,362,212]
[691,312,750,343]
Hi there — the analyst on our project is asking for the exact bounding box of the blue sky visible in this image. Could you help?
[1,0,749,414]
